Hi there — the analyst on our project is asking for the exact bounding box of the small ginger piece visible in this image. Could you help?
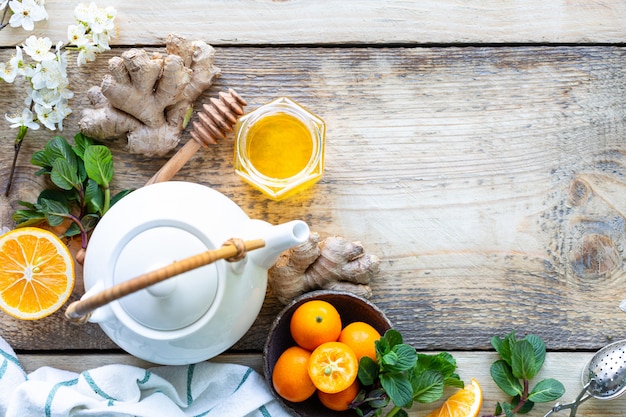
[269,233,380,304]
[79,33,221,157]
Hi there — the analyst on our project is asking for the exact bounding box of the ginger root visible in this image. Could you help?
[79,33,221,157]
[268,232,380,304]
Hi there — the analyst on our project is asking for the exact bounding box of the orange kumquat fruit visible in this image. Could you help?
[272,346,317,403]
[338,321,381,362]
[318,379,360,411]
[290,299,342,351]
[308,341,358,394]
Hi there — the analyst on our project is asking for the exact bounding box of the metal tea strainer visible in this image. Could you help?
[543,339,626,416]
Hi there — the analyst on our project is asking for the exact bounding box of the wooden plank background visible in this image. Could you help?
[1,0,626,46]
[2,44,625,351]
[1,2,626,415]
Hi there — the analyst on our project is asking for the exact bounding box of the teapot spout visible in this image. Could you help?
[249,220,310,269]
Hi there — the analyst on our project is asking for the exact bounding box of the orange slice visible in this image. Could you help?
[0,227,75,320]
[308,341,358,394]
[425,378,483,417]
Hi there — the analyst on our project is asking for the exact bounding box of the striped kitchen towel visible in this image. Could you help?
[0,336,290,417]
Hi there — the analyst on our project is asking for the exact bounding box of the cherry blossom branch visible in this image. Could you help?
[2,2,116,196]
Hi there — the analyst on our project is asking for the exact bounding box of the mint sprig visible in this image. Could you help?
[12,133,132,255]
[351,329,464,417]
[485,331,565,416]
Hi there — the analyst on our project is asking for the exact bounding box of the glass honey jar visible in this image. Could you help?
[234,97,326,200]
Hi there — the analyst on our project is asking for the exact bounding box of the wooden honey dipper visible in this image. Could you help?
[146,88,247,185]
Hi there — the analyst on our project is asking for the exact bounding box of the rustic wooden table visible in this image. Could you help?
[1,1,626,415]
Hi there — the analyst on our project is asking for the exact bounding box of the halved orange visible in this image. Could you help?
[425,378,483,417]
[0,227,75,320]
[308,341,358,394]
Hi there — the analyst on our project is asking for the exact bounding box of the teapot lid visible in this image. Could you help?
[113,225,219,331]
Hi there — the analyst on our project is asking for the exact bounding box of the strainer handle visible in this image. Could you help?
[65,237,265,324]
[542,382,592,417]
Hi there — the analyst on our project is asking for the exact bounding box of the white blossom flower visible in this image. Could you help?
[0,47,21,82]
[9,0,48,31]
[55,43,69,76]
[53,101,72,131]
[73,2,94,23]
[9,46,25,76]
[34,103,57,130]
[5,108,39,130]
[90,5,115,35]
[31,59,66,90]
[76,42,100,65]
[22,36,55,62]
[2,1,115,140]
[31,87,62,107]
[67,24,89,46]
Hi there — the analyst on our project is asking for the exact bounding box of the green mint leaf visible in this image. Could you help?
[389,344,418,372]
[511,396,534,414]
[358,356,379,386]
[382,350,400,369]
[490,359,523,396]
[492,333,514,365]
[502,331,519,365]
[47,136,78,169]
[39,188,70,205]
[384,329,404,348]
[51,158,81,191]
[417,352,457,379]
[363,387,389,409]
[12,209,45,227]
[85,179,104,214]
[528,378,565,403]
[375,337,391,358]
[444,374,465,389]
[84,145,113,186]
[524,334,546,371]
[111,189,133,206]
[30,149,54,172]
[512,339,538,380]
[410,369,444,403]
[30,136,73,169]
[72,132,95,159]
[64,222,82,237]
[501,402,516,417]
[80,213,100,233]
[380,372,413,408]
[16,200,38,210]
[393,410,409,417]
[40,198,70,226]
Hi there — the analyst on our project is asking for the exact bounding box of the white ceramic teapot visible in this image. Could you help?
[76,181,309,365]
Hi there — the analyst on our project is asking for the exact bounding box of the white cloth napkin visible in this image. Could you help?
[0,336,291,417]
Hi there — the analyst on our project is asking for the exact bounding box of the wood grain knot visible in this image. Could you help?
[570,233,620,279]
[567,177,591,207]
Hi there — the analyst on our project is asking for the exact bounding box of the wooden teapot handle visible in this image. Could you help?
[65,238,265,324]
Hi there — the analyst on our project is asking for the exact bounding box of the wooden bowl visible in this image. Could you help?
[263,290,393,417]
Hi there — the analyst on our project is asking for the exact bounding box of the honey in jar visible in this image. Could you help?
[234,97,326,200]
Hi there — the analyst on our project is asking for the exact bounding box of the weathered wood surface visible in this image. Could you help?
[1,0,626,46]
[18,351,626,416]
[1,1,626,416]
[2,45,625,352]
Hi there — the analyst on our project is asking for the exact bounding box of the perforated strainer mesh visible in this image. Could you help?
[582,339,626,400]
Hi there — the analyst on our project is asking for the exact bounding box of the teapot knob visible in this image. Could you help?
[146,279,177,298]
